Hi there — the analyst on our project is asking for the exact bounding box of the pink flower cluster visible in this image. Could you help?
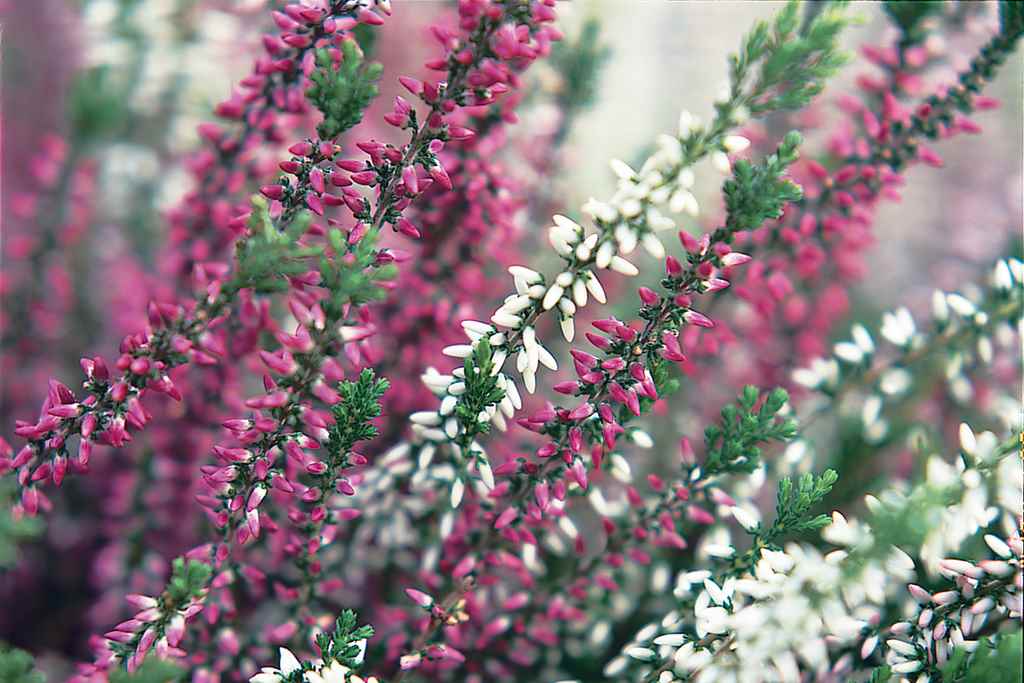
[2,3,1020,683]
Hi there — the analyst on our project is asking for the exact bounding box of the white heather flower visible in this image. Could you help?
[932,289,950,322]
[610,158,636,180]
[711,150,731,174]
[880,307,916,347]
[851,324,875,355]
[834,341,865,365]
[584,271,607,303]
[450,478,465,508]
[946,293,976,317]
[879,368,912,396]
[722,135,750,153]
[610,255,639,276]
[596,240,615,268]
[731,506,760,532]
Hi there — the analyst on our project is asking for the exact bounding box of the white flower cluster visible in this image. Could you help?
[793,258,1023,439]
[251,646,376,683]
[400,113,752,500]
[406,363,510,507]
[878,534,1023,679]
[606,421,1021,683]
[609,542,888,683]
[442,110,744,397]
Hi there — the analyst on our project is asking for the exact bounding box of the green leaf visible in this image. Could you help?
[233,197,324,294]
[326,369,389,465]
[166,557,212,604]
[1000,0,1024,39]
[109,657,183,683]
[0,482,41,569]
[883,1,943,47]
[703,386,798,476]
[0,644,45,683]
[306,40,383,140]
[722,131,803,236]
[728,1,850,117]
[942,631,1023,683]
[766,469,838,541]
[452,339,506,440]
[314,609,374,671]
[550,17,610,113]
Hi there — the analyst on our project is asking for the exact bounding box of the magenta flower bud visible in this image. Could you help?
[357,8,384,25]
[705,277,730,292]
[271,475,294,494]
[309,167,325,193]
[246,486,267,512]
[398,76,423,95]
[585,332,610,350]
[222,419,253,432]
[48,404,81,418]
[687,506,715,525]
[453,555,476,578]
[52,456,67,486]
[284,440,305,464]
[494,506,518,529]
[260,184,285,200]
[305,192,323,216]
[337,479,356,496]
[397,218,420,239]
[245,508,260,539]
[601,357,626,372]
[568,427,583,453]
[571,460,588,489]
[77,439,92,467]
[553,381,578,395]
[665,255,683,276]
[428,164,452,190]
[720,252,752,268]
[136,627,157,657]
[535,481,550,510]
[683,310,714,328]
[405,588,434,607]
[679,230,701,253]
[536,443,558,459]
[351,171,377,185]
[638,286,660,305]
[567,402,594,421]
[110,381,129,403]
[448,125,475,141]
[570,349,598,367]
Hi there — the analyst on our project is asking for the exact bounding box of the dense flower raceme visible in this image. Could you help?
[319,5,849,672]
[3,3,1023,683]
[334,131,806,675]
[687,6,1024,403]
[361,6,567,422]
[53,1,563,677]
[611,420,1022,683]
[794,257,1024,443]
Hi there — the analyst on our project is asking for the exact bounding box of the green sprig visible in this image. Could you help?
[315,610,375,671]
[326,369,389,465]
[0,644,45,683]
[306,40,383,140]
[454,339,505,438]
[767,469,839,540]
[940,630,1023,683]
[727,0,850,116]
[702,386,798,476]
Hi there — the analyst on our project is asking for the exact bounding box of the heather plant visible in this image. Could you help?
[1,2,1021,683]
